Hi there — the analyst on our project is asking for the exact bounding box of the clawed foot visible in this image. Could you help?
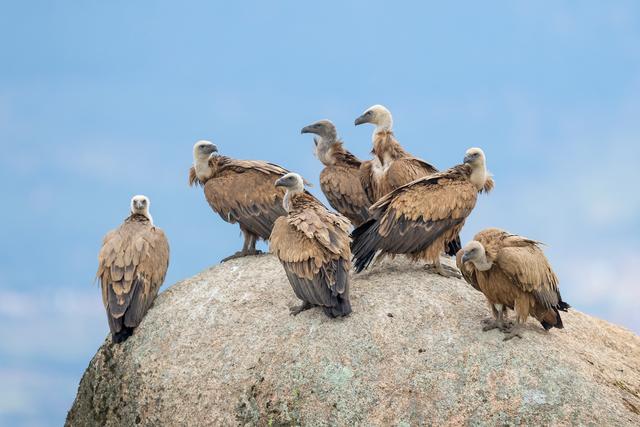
[221,249,264,263]
[424,263,462,278]
[502,327,522,341]
[482,318,513,332]
[289,302,313,316]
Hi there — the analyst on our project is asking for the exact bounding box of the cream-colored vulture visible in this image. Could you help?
[189,140,289,261]
[354,104,460,256]
[96,195,170,343]
[351,147,494,277]
[456,228,570,340]
[301,119,372,226]
[270,173,352,318]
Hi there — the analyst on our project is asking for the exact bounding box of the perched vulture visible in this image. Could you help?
[96,195,170,343]
[189,140,288,261]
[351,147,494,277]
[301,119,372,226]
[270,173,352,318]
[354,104,460,255]
[457,228,570,340]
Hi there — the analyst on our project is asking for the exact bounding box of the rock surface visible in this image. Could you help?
[67,255,640,426]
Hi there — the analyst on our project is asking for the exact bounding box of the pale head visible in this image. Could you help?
[130,195,153,224]
[463,147,486,168]
[192,140,218,161]
[354,104,393,131]
[274,172,305,194]
[464,147,489,190]
[461,240,492,271]
[300,119,337,142]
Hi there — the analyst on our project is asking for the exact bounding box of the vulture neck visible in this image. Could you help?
[194,155,215,181]
[283,188,304,212]
[471,257,493,272]
[372,130,410,166]
[314,136,336,166]
[130,211,154,226]
[469,163,488,191]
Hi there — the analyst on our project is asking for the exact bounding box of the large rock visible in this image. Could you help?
[66,255,640,426]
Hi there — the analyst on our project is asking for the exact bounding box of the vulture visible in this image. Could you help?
[96,195,170,343]
[189,140,288,262]
[456,228,570,340]
[270,173,352,318]
[351,147,494,277]
[301,119,372,226]
[354,104,460,256]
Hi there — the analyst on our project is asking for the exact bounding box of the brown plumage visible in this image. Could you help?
[351,148,492,276]
[96,196,169,343]
[353,105,462,256]
[301,120,372,226]
[270,173,352,317]
[457,228,570,340]
[189,140,288,261]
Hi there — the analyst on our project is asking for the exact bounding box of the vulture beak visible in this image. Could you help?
[461,252,471,264]
[274,177,286,188]
[354,113,369,126]
[300,125,315,135]
[463,154,473,164]
[205,144,218,155]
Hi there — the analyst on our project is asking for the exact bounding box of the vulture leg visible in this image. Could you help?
[482,304,512,332]
[289,301,314,316]
[221,231,263,262]
[424,258,462,278]
[503,298,527,340]
[502,324,523,341]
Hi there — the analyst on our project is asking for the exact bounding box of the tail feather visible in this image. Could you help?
[445,234,462,257]
[351,219,381,273]
[323,294,352,318]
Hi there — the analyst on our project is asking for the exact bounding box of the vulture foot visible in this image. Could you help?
[221,249,263,262]
[424,263,462,278]
[502,326,523,341]
[481,318,512,332]
[290,301,314,316]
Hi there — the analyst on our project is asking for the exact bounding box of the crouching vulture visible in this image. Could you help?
[456,228,570,340]
[301,119,372,226]
[354,104,460,256]
[270,173,352,318]
[96,195,170,343]
[351,147,493,277]
[189,140,289,262]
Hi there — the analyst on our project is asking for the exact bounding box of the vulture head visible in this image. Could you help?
[354,104,393,131]
[464,147,490,190]
[301,120,337,143]
[275,172,305,194]
[460,241,493,271]
[193,140,218,161]
[463,147,486,168]
[130,195,154,224]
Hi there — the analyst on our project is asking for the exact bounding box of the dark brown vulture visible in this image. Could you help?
[301,119,372,226]
[96,195,170,343]
[189,140,289,262]
[270,173,352,318]
[354,104,460,256]
[351,147,494,277]
[456,228,570,340]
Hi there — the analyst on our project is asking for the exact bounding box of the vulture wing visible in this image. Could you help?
[384,157,438,190]
[320,166,371,227]
[204,161,287,240]
[97,217,170,336]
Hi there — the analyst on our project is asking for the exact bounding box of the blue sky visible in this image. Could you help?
[1,1,639,425]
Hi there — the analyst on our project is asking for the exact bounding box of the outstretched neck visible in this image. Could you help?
[314,136,335,166]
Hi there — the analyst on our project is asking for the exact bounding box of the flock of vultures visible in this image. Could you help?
[96,104,569,344]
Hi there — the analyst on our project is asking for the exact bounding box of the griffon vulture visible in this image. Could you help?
[351,147,493,277]
[301,119,372,226]
[456,228,570,340]
[96,195,170,343]
[189,140,288,261]
[270,173,352,318]
[354,104,460,255]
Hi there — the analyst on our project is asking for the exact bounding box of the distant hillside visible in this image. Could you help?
[66,255,640,426]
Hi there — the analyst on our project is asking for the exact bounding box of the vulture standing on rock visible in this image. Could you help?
[456,228,570,340]
[351,147,494,277]
[189,140,288,262]
[354,104,460,256]
[301,119,372,226]
[96,195,170,343]
[270,173,352,318]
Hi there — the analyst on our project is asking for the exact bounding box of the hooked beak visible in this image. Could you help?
[354,114,369,126]
[205,144,218,155]
[461,252,471,264]
[463,154,474,164]
[274,177,286,188]
[300,125,315,135]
